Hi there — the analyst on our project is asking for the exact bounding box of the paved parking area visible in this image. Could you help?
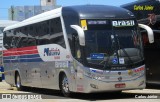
[0,81,159,102]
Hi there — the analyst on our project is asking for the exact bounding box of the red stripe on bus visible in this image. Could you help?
[3,46,37,53]
[3,46,38,56]
[3,50,38,56]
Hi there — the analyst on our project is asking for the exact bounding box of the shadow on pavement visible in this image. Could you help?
[20,87,159,101]
[146,83,160,90]
[22,87,66,99]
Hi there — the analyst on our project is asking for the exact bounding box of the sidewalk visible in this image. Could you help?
[0,80,12,90]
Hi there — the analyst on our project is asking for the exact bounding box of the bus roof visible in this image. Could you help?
[4,5,135,31]
[62,5,135,19]
[4,7,62,31]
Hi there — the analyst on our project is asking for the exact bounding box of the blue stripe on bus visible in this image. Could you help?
[3,58,43,63]
[3,54,40,60]
[19,54,40,58]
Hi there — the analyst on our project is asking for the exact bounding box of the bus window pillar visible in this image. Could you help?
[70,25,85,46]
[71,25,86,64]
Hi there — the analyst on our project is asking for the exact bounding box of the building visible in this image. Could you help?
[8,0,60,21]
[41,0,56,6]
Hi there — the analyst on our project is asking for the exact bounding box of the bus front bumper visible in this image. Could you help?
[79,75,145,93]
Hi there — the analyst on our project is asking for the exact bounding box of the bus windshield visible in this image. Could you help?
[84,20,144,70]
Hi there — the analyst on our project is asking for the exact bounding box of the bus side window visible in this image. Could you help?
[38,20,50,45]
[10,29,17,48]
[50,17,66,48]
[3,31,11,49]
[72,33,82,61]
[28,25,37,46]
[17,27,28,48]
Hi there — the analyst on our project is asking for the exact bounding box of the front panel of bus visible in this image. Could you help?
[69,18,145,93]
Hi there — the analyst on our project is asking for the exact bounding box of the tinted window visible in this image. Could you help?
[17,27,28,48]
[4,17,66,48]
[28,25,37,46]
[10,29,17,48]
[0,27,4,34]
[50,17,66,48]
[3,30,12,49]
[38,20,50,45]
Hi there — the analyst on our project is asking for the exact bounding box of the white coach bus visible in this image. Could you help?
[3,5,154,96]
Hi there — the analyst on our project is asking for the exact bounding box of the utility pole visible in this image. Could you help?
[11,6,14,20]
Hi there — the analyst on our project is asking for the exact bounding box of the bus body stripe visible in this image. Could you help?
[3,58,43,63]
[3,46,44,63]
[3,54,40,60]
[3,46,38,57]
[3,50,38,56]
[3,46,37,52]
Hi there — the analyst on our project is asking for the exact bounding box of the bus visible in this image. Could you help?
[121,0,160,84]
[3,5,154,96]
[0,20,18,81]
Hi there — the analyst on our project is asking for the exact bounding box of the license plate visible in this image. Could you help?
[115,83,126,88]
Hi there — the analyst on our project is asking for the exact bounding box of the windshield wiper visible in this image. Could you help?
[102,34,117,69]
[115,34,134,65]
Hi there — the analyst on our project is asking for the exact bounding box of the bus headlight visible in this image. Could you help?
[84,72,92,77]
[90,84,98,89]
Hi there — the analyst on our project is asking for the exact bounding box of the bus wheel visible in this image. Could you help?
[60,74,71,97]
[15,73,23,91]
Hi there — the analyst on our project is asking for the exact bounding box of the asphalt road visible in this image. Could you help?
[0,81,160,102]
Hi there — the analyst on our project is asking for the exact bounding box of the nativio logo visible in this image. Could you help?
[44,48,60,56]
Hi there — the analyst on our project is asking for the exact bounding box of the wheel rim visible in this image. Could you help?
[16,75,20,88]
[62,76,69,93]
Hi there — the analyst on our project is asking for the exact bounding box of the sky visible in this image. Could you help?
[0,0,137,20]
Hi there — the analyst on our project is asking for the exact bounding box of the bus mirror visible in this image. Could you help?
[70,25,85,46]
[138,24,154,43]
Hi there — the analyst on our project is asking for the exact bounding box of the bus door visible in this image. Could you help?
[72,33,84,91]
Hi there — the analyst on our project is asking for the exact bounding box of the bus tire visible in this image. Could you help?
[60,74,71,97]
[15,73,23,91]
